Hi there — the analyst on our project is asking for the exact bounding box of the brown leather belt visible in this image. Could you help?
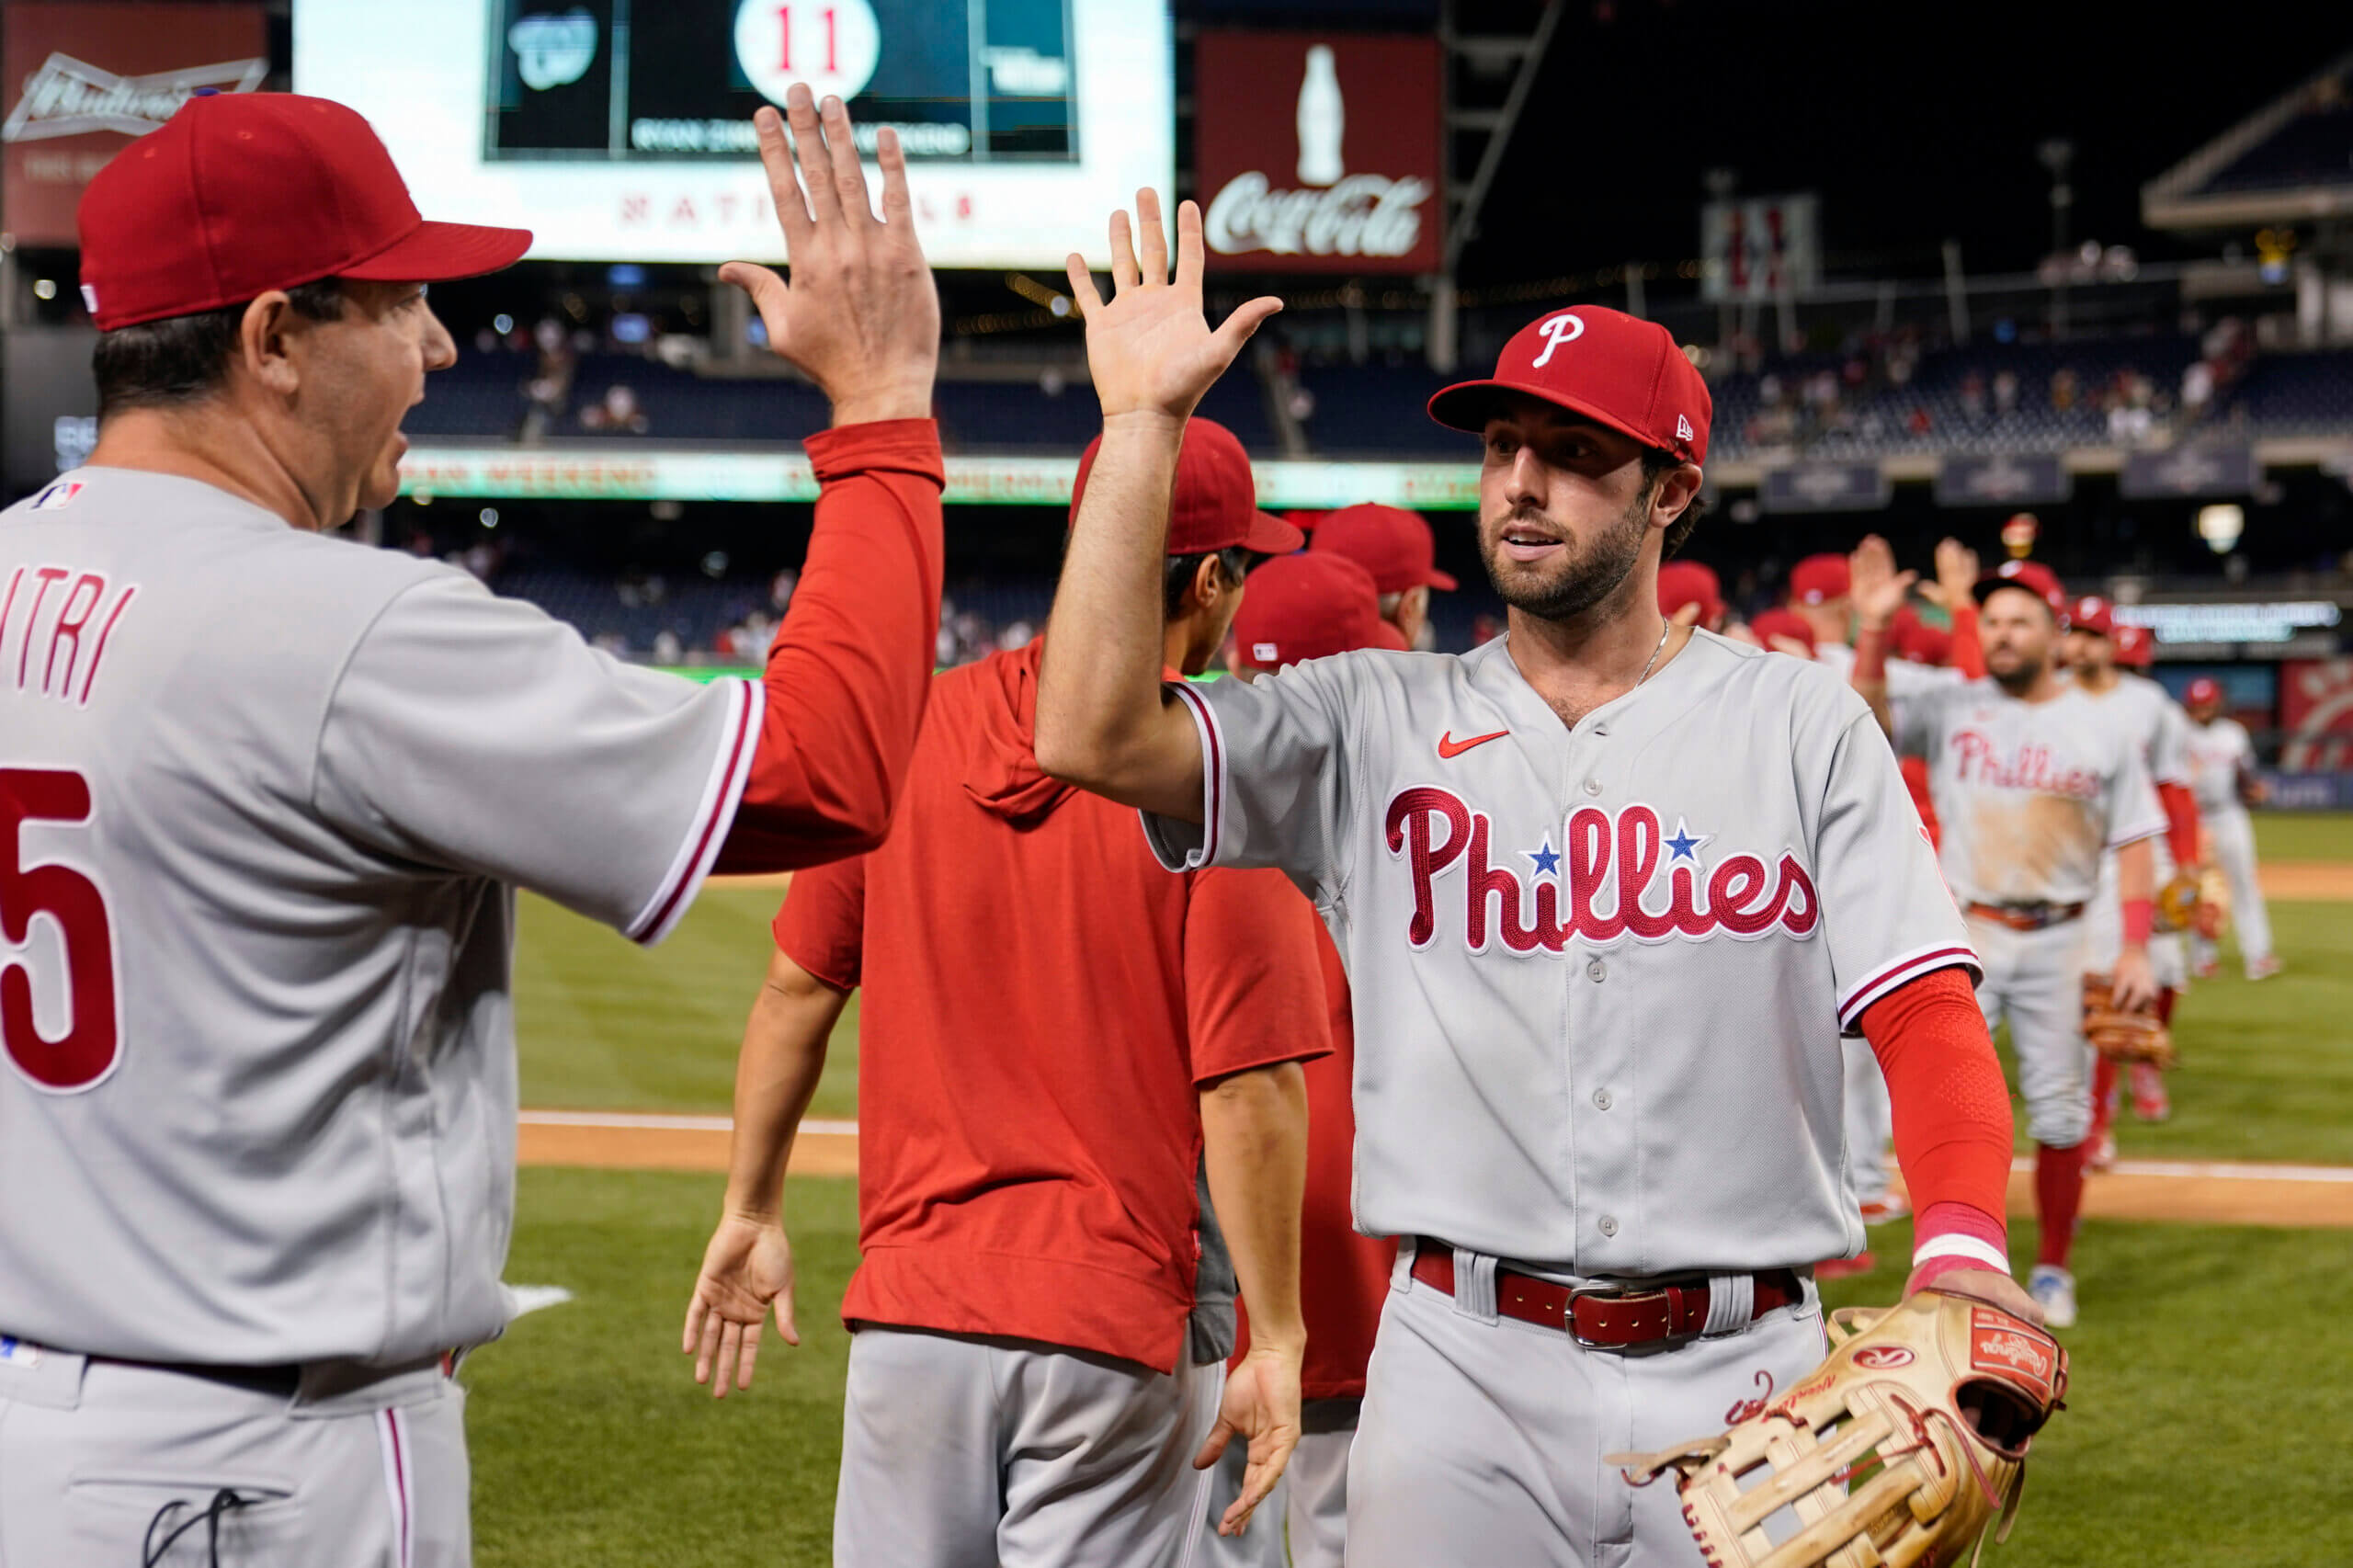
[1409,1241,1803,1348]
[1965,900,2086,931]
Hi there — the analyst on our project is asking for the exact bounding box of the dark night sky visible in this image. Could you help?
[1448,1,2338,284]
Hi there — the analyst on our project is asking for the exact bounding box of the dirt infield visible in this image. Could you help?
[2258,860,2353,900]
[518,1111,2353,1228]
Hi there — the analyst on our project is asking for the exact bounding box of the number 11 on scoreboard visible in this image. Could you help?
[735,0,882,108]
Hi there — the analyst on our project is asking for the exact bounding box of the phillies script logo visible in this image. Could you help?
[1951,731,2102,800]
[1384,791,1820,955]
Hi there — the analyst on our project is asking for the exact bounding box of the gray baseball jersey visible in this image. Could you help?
[1143,631,1974,1276]
[2080,676,2192,790]
[1891,680,2164,906]
[2184,716,2255,816]
[0,469,759,1365]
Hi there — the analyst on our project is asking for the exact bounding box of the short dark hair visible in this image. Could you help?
[93,278,347,420]
[1644,446,1709,560]
[1162,546,1255,620]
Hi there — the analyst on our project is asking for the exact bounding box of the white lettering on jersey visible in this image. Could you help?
[0,564,139,707]
[1385,790,1820,954]
[1529,312,1586,368]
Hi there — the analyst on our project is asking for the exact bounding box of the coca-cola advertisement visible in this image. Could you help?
[1193,30,1441,275]
[3,4,267,246]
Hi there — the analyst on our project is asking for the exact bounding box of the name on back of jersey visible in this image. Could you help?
[0,565,138,709]
[1386,790,1819,955]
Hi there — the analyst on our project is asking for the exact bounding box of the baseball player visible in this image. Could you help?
[683,417,1329,1567]
[1308,503,1454,652]
[2183,676,2279,980]
[1656,559,1726,632]
[1038,193,2032,1567]
[2068,597,2200,1139]
[1787,551,1853,655]
[0,88,944,1565]
[1199,551,1399,1568]
[1853,561,2165,1328]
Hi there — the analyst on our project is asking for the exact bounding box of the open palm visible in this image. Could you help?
[682,1214,798,1399]
[1065,191,1282,423]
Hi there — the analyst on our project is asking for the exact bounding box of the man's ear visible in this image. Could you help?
[1649,462,1703,531]
[1188,553,1226,611]
[237,290,306,397]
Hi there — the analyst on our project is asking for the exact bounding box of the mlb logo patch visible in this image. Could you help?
[31,480,84,512]
[1252,642,1279,663]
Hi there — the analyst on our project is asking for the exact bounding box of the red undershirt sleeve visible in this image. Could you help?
[1947,602,1985,679]
[715,419,945,873]
[1858,965,2016,1290]
[2158,780,2201,869]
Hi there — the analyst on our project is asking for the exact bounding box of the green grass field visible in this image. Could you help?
[479,813,2353,1567]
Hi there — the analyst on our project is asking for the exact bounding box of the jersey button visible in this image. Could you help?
[1598,1216,1620,1237]
[1586,960,1606,982]
[1583,778,1603,797]
[1592,1087,1613,1110]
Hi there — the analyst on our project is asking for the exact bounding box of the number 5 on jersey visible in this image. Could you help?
[2,768,120,1091]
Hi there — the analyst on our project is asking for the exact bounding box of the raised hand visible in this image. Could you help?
[1918,537,1981,610]
[1065,190,1282,424]
[720,85,938,427]
[1849,535,1916,631]
[682,1212,799,1399]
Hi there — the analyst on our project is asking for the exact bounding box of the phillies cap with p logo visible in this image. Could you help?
[77,93,532,331]
[1427,305,1711,466]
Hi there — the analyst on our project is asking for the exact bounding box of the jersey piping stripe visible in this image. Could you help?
[1835,943,1981,1030]
[1166,680,1225,869]
[377,1409,413,1568]
[628,677,764,946]
[2106,815,2168,850]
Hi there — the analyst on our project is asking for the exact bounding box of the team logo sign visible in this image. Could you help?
[1384,792,1819,955]
[509,8,600,92]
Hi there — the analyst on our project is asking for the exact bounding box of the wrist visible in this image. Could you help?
[722,1197,783,1226]
[1098,408,1190,440]
[2122,897,2155,946]
[829,381,935,427]
[1244,1325,1306,1358]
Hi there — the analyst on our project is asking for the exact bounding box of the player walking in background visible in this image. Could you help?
[1656,558,1727,633]
[1199,552,1400,1568]
[1786,551,1854,658]
[1039,192,2032,1566]
[0,87,942,1566]
[682,419,1327,1566]
[1854,561,2164,1329]
[2069,598,2200,1137]
[1307,502,1455,652]
[2185,676,2279,980]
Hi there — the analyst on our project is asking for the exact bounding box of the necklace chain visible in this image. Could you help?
[1633,619,1672,689]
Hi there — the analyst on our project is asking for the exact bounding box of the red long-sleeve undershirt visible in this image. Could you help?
[1858,964,2014,1284]
[714,419,945,872]
[2158,779,2200,869]
[1948,601,1985,679]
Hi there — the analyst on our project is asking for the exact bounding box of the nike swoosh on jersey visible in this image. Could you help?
[1437,729,1510,759]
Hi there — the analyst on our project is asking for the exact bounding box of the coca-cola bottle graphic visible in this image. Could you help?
[1296,44,1344,187]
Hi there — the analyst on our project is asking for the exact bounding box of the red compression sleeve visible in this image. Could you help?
[716,420,946,873]
[1948,602,1985,679]
[1858,965,2014,1287]
[2158,780,2201,869]
[1853,624,1889,687]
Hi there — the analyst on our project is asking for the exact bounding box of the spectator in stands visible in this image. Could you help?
[2050,367,2080,413]
[770,568,798,615]
[1994,369,2020,416]
[1961,370,1987,421]
[582,383,650,435]
[1308,503,1454,653]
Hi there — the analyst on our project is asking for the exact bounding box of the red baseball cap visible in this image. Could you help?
[2115,623,2155,668]
[1656,560,1723,627]
[1790,553,1850,606]
[2071,596,2117,637]
[77,93,531,331]
[1748,608,1816,655]
[1309,503,1455,594]
[1071,419,1302,556]
[1231,552,1386,669]
[1889,604,1953,666]
[2185,676,2223,707]
[1973,560,2068,623]
[1427,305,1711,466]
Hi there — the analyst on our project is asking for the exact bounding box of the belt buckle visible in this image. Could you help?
[1563,1284,1614,1347]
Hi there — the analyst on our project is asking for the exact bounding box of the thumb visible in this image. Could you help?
[777,1295,801,1348]
[1209,296,1284,365]
[1192,1415,1237,1471]
[719,260,790,335]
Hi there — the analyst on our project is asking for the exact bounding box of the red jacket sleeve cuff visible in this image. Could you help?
[804,418,945,484]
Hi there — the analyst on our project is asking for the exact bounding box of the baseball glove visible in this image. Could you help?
[2154,870,2201,935]
[2082,972,2177,1066]
[1609,1290,2067,1568]
[2192,865,2229,942]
